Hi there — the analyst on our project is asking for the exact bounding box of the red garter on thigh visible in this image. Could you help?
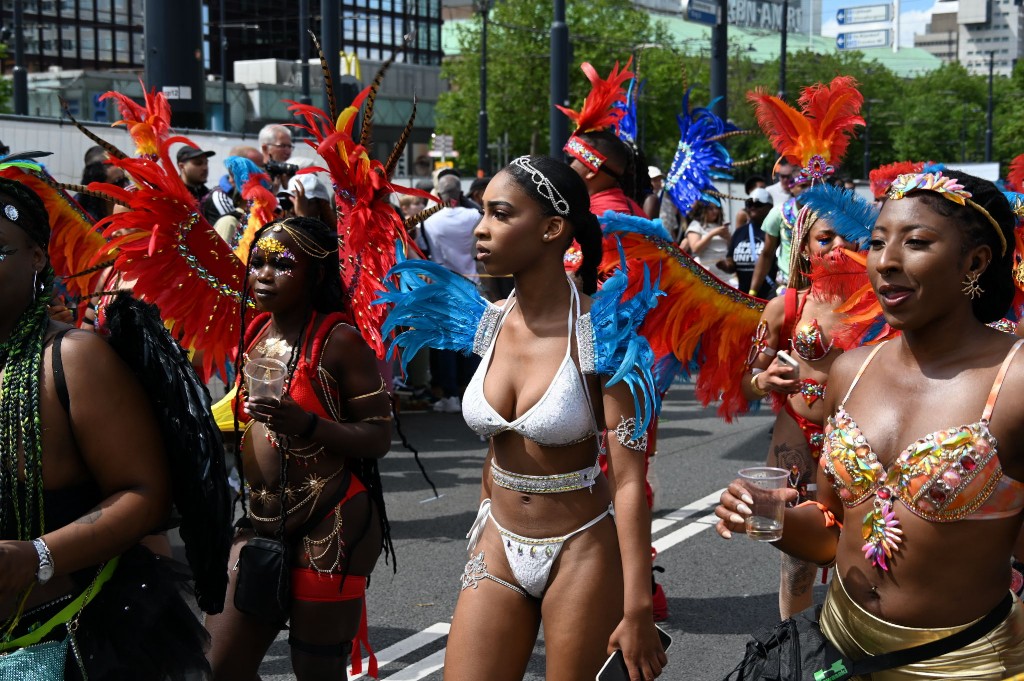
[290,474,378,676]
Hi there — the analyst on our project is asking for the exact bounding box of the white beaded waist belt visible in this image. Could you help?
[490,459,601,494]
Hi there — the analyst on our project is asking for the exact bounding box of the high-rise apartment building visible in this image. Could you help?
[0,0,442,77]
[913,0,1024,76]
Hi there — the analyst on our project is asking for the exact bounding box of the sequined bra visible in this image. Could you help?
[791,292,833,362]
[823,340,1024,570]
[462,279,598,448]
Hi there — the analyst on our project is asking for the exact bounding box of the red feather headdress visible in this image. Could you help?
[869,160,923,199]
[286,46,429,359]
[558,60,634,174]
[748,76,864,184]
[1008,154,1024,193]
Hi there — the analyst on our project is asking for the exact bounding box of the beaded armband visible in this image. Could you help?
[613,416,648,452]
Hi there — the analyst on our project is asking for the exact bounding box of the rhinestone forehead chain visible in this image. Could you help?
[510,156,570,216]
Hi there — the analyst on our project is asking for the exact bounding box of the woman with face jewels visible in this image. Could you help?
[381,155,667,680]
[718,171,1024,678]
[0,176,210,679]
[742,204,859,619]
[205,216,394,680]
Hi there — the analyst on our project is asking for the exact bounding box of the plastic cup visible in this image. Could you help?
[243,357,287,400]
[738,466,789,542]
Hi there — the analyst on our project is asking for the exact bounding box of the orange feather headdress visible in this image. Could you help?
[558,60,634,174]
[748,76,864,185]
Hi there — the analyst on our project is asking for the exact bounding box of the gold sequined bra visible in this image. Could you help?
[823,340,1024,571]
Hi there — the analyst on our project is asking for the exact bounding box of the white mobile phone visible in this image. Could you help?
[776,350,800,377]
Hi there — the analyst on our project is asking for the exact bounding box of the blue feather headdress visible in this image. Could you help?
[797,183,877,249]
[614,78,643,146]
[223,155,270,193]
[664,89,733,215]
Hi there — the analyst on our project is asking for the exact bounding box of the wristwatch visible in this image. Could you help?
[32,537,54,585]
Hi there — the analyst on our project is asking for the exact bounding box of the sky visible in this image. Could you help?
[819,0,940,47]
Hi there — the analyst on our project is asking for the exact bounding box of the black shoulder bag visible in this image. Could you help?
[724,593,1013,681]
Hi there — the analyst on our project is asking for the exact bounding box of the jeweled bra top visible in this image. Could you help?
[823,339,1024,570]
[791,292,833,362]
[462,278,598,448]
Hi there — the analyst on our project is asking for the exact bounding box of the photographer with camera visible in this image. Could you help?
[259,124,299,192]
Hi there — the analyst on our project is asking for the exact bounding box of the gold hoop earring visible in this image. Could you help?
[962,272,983,299]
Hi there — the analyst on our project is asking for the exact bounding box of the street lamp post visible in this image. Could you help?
[985,50,994,163]
[12,0,26,115]
[478,0,491,176]
[778,0,789,98]
[299,0,311,105]
[709,0,727,119]
[219,0,229,131]
[549,0,569,157]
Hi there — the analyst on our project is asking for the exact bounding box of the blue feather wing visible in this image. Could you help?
[375,245,491,376]
[599,211,673,243]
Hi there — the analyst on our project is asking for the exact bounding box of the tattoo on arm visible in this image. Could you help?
[74,508,103,525]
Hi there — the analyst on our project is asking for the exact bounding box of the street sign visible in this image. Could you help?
[682,0,719,26]
[836,4,891,26]
[836,29,890,50]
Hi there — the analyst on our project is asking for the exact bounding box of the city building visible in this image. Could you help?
[913,0,1024,76]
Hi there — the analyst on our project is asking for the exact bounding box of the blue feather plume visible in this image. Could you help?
[375,243,490,376]
[599,210,673,243]
[798,184,877,249]
[614,78,643,146]
[224,156,270,192]
[664,89,733,215]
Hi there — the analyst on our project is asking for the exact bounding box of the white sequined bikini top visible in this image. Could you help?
[462,279,598,448]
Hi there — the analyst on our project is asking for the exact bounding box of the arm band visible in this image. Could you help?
[796,500,842,531]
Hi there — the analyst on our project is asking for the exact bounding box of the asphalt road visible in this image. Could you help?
[256,384,823,680]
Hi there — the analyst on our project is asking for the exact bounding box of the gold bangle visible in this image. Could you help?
[747,288,758,296]
[750,373,769,398]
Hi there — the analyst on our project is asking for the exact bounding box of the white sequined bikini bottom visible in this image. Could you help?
[462,498,613,598]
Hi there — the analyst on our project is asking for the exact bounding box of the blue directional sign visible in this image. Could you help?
[836,4,891,26]
[836,29,890,50]
[682,0,719,26]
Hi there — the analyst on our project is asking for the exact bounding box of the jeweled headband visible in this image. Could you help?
[887,172,1007,257]
[510,156,570,216]
[564,136,607,175]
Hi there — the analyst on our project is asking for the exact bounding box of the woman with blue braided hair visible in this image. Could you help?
[0,175,210,678]
[380,155,667,680]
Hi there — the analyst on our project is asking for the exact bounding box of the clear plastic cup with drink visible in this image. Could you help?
[243,357,287,400]
[738,466,789,542]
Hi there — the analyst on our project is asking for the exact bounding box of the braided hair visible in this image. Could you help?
[503,156,603,295]
[231,216,396,570]
[0,177,55,540]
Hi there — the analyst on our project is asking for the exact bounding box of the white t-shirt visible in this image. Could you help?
[423,206,482,279]
[685,220,732,282]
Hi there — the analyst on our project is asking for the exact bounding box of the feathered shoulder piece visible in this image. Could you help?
[223,156,276,261]
[664,89,734,215]
[376,243,494,375]
[869,161,923,199]
[0,156,108,300]
[583,246,662,437]
[748,76,864,184]
[797,183,877,249]
[1008,154,1024,193]
[559,60,634,174]
[599,219,765,421]
[286,41,429,359]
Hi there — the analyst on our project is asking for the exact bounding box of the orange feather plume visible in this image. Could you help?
[748,76,864,170]
[100,82,175,162]
[556,59,634,134]
[233,173,277,263]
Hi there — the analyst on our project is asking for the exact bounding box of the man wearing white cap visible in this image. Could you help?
[644,165,664,219]
[279,174,335,228]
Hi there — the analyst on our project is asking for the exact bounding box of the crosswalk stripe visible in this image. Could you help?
[650,489,724,535]
[350,622,450,680]
[379,648,447,680]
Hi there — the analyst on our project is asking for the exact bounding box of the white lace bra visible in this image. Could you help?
[462,279,598,448]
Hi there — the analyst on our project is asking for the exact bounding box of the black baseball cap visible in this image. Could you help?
[176,146,215,163]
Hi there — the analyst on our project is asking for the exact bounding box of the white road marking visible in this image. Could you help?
[379,648,447,680]
[650,489,724,535]
[347,490,724,679]
[350,623,450,680]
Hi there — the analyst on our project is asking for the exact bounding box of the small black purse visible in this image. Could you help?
[234,536,290,623]
[724,594,1013,681]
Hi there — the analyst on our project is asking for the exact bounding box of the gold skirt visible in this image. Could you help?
[819,573,1024,680]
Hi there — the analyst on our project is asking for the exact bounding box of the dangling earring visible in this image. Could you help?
[962,272,983,299]
[32,271,37,301]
